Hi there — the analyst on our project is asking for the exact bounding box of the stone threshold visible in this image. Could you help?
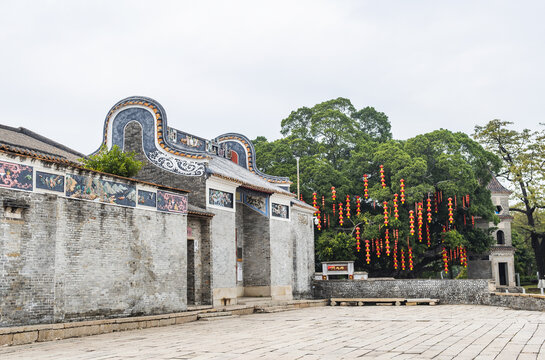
[0,299,327,347]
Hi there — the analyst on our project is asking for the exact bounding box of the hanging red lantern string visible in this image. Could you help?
[356,196,361,216]
[316,211,321,230]
[300,193,303,202]
[322,195,325,210]
[333,203,336,216]
[462,195,466,208]
[331,186,336,201]
[471,215,475,228]
[385,229,390,256]
[466,194,470,207]
[393,237,398,269]
[365,239,371,264]
[323,212,327,228]
[418,202,423,242]
[454,195,457,209]
[383,201,389,227]
[380,238,383,251]
[409,210,415,236]
[346,195,351,219]
[434,192,438,213]
[393,193,399,219]
[380,165,386,188]
[426,223,431,247]
[401,248,406,270]
[356,227,361,252]
[448,197,454,224]
[363,174,369,199]
[463,248,468,268]
[408,246,413,271]
[312,192,318,214]
[464,214,466,226]
[442,247,449,273]
[400,179,405,204]
[427,197,432,223]
[376,238,381,258]
[338,203,344,226]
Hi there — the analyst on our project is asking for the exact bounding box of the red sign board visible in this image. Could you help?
[327,265,348,271]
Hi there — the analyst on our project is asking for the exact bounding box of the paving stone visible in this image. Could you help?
[1,305,545,359]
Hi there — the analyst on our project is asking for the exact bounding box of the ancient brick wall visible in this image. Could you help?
[291,208,315,299]
[0,188,187,327]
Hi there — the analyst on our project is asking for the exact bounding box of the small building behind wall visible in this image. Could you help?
[103,96,316,306]
[0,125,191,327]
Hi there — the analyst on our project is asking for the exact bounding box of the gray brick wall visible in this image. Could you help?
[0,188,187,327]
[291,209,315,299]
[270,218,292,287]
[242,205,271,287]
[313,279,493,304]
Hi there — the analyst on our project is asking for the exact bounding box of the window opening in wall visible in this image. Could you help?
[495,205,503,214]
[497,230,505,245]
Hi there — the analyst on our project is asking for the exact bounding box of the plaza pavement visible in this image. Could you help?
[0,305,544,359]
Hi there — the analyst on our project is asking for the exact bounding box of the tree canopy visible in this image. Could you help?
[255,98,500,277]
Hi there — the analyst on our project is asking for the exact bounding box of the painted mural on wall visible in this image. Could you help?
[241,189,269,216]
[272,203,289,219]
[0,160,33,191]
[65,174,137,207]
[138,190,156,207]
[209,188,234,208]
[157,190,188,214]
[36,171,64,192]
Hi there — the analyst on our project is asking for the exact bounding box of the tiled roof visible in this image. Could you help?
[0,125,84,163]
[188,204,214,218]
[487,176,511,194]
[207,156,293,196]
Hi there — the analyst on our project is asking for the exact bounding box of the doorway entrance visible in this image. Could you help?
[498,262,508,286]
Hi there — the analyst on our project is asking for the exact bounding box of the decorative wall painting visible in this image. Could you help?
[209,188,234,208]
[65,174,136,207]
[157,190,188,214]
[138,190,156,207]
[36,171,64,192]
[0,160,33,191]
[242,190,268,216]
[272,203,289,219]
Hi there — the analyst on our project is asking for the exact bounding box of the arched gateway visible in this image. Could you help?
[98,96,316,306]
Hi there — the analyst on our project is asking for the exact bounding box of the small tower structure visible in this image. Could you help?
[487,176,516,288]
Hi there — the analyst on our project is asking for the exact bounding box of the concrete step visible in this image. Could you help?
[197,311,236,321]
[255,305,297,313]
[236,297,273,306]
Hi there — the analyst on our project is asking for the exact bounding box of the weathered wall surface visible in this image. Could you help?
[208,207,236,304]
[242,206,270,287]
[124,121,207,208]
[313,279,494,304]
[270,218,292,288]
[291,208,315,299]
[0,188,187,327]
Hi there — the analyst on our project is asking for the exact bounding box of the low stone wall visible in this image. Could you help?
[313,279,494,304]
[313,279,545,311]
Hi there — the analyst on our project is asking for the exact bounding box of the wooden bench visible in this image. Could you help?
[330,298,405,306]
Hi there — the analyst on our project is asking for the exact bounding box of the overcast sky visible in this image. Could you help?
[1,1,544,154]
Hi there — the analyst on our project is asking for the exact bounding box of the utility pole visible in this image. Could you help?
[296,156,300,200]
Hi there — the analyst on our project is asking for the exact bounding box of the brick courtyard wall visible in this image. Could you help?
[313,279,494,304]
[0,184,187,327]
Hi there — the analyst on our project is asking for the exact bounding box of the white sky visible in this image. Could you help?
[1,1,544,154]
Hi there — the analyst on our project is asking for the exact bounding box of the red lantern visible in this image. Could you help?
[466,194,470,207]
[338,203,344,226]
[300,193,303,202]
[383,201,389,227]
[471,215,475,228]
[322,195,325,209]
[448,197,454,224]
[365,239,371,264]
[363,174,369,199]
[401,248,405,270]
[409,210,415,236]
[376,238,381,258]
[313,192,318,214]
[385,229,390,256]
[346,195,351,219]
[331,186,336,201]
[427,197,432,223]
[356,227,361,252]
[400,179,405,204]
[380,165,386,188]
[316,211,321,230]
[393,238,398,269]
[356,196,361,216]
[426,223,431,247]
[417,202,423,242]
[442,247,449,273]
[393,193,399,219]
[408,246,413,271]
[333,203,336,216]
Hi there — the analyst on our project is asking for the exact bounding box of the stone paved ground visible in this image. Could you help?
[1,305,545,359]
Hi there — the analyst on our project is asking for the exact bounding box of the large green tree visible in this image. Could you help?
[474,120,545,278]
[255,99,500,277]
